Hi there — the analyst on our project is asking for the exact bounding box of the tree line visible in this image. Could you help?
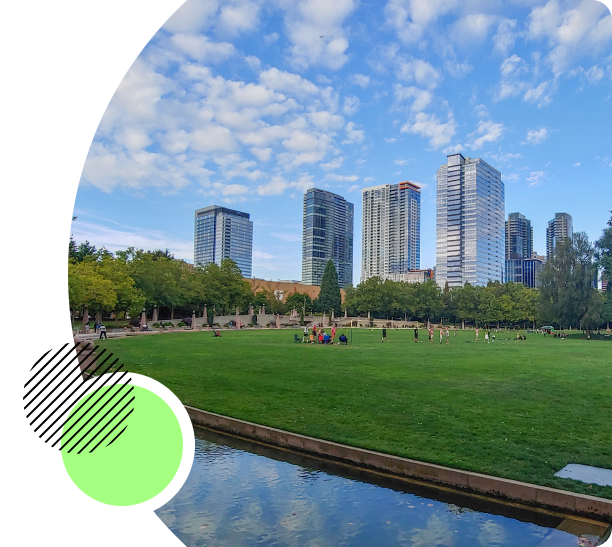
[68,212,612,329]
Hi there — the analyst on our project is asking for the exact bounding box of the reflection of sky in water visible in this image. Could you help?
[156,430,601,547]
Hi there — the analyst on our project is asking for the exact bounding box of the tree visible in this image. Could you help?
[97,255,145,319]
[539,233,601,330]
[596,210,612,287]
[315,260,342,314]
[285,292,313,313]
[68,261,117,320]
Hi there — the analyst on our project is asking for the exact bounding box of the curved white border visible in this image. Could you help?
[103,372,195,513]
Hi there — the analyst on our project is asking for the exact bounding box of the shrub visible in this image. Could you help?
[177,322,186,327]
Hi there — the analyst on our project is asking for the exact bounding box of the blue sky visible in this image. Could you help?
[72,0,612,283]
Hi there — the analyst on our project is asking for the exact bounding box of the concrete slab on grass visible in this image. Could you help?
[555,464,612,487]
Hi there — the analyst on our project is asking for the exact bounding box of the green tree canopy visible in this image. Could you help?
[315,260,342,314]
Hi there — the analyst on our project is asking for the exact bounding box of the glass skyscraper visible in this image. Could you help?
[505,212,533,285]
[436,153,505,288]
[546,212,573,260]
[302,188,353,287]
[194,205,253,277]
[361,182,421,282]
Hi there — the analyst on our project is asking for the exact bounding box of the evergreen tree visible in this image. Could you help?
[315,260,342,314]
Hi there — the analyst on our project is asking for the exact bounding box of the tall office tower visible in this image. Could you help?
[194,205,253,277]
[302,188,354,287]
[546,213,573,259]
[436,153,505,288]
[504,212,533,284]
[361,182,421,282]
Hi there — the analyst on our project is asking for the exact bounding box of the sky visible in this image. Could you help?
[72,0,612,283]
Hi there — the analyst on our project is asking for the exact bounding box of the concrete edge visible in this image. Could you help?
[185,405,612,522]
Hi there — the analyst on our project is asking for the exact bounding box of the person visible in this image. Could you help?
[99,324,107,340]
[331,324,336,342]
[484,330,489,344]
[303,325,308,341]
[428,327,433,343]
[475,328,480,341]
[339,333,348,345]
[446,327,450,344]
[84,322,90,334]
[414,328,418,343]
[312,326,317,338]
[324,333,331,344]
[439,328,443,344]
[516,331,521,341]
[454,327,457,337]
[318,332,324,344]
[382,327,387,342]
[213,328,221,337]
[309,333,314,343]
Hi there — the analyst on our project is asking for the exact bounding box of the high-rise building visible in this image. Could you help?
[194,205,253,277]
[436,153,505,288]
[546,213,573,260]
[505,212,534,285]
[361,181,421,282]
[302,188,354,287]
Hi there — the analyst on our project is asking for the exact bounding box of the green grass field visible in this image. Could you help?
[99,328,612,499]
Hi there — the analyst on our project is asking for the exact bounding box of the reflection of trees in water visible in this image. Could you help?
[193,439,240,465]
[446,503,475,516]
[296,467,325,484]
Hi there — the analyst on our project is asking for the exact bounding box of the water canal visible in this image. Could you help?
[156,427,610,546]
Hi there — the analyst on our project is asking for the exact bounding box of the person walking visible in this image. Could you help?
[428,327,433,343]
[484,330,489,344]
[382,327,387,342]
[99,324,107,340]
[475,327,480,341]
[331,324,336,342]
[439,327,443,344]
[414,327,419,343]
[446,327,450,344]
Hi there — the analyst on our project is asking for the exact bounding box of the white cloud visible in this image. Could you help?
[348,184,360,192]
[395,159,408,166]
[449,13,496,45]
[363,176,376,183]
[527,0,612,77]
[253,250,277,260]
[350,73,370,87]
[385,137,398,143]
[326,173,359,182]
[505,173,520,181]
[443,144,464,155]
[493,18,517,55]
[342,121,365,144]
[256,176,290,196]
[473,104,489,118]
[343,95,360,115]
[466,120,504,150]
[396,57,442,89]
[574,162,581,166]
[216,0,261,37]
[280,0,357,70]
[521,127,549,145]
[394,85,433,112]
[320,156,345,170]
[385,0,459,43]
[251,147,273,162]
[527,171,547,187]
[401,111,456,149]
[170,34,236,62]
[490,152,522,163]
[162,0,220,34]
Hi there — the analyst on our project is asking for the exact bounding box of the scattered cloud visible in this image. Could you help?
[574,162,581,167]
[343,95,360,115]
[521,127,549,145]
[320,156,345,171]
[342,121,365,144]
[385,137,398,143]
[527,170,547,187]
[466,120,504,150]
[348,184,360,192]
[326,173,359,182]
[443,144,464,155]
[506,173,520,181]
[363,176,376,183]
[401,111,457,149]
[395,159,408,166]
[350,73,371,87]
[270,232,302,242]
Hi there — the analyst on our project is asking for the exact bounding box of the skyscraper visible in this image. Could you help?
[436,153,505,288]
[302,188,353,287]
[194,205,253,277]
[361,181,421,282]
[505,212,533,285]
[546,213,573,259]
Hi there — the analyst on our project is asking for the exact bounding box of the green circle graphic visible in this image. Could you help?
[62,384,183,506]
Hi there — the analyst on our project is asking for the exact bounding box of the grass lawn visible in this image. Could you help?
[98,328,612,499]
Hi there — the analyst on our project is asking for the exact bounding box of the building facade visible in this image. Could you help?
[504,212,538,286]
[435,153,505,288]
[546,212,573,260]
[361,181,421,282]
[194,205,253,277]
[302,188,354,287]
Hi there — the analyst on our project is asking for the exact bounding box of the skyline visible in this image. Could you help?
[72,0,612,283]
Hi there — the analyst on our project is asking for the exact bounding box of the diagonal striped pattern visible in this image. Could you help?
[23,343,135,453]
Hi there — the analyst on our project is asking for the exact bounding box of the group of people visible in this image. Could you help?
[422,326,452,344]
[303,324,348,345]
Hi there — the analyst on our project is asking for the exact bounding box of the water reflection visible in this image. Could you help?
[156,427,609,547]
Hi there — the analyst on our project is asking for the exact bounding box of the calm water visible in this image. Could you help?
[156,428,609,547]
